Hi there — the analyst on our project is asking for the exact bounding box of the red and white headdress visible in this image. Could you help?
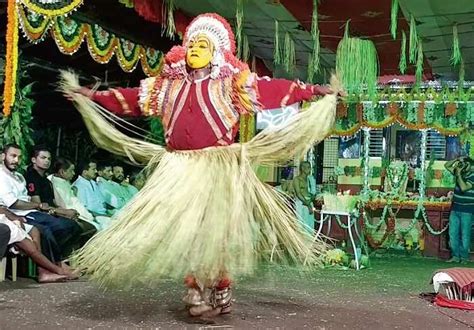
[162,13,248,79]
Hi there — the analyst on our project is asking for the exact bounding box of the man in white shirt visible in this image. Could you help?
[0,144,81,263]
[50,158,110,230]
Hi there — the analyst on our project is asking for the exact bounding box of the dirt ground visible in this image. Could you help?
[0,257,473,329]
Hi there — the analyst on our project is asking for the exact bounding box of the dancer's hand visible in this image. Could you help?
[329,74,347,97]
[64,86,92,101]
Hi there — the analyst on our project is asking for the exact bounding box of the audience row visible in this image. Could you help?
[0,143,144,282]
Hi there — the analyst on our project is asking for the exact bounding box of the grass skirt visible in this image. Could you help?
[59,71,338,289]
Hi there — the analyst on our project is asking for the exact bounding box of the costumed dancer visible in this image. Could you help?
[60,13,342,317]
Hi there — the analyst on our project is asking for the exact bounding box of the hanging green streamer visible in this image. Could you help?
[283,32,295,73]
[307,30,320,83]
[390,0,399,39]
[399,30,407,74]
[409,15,418,64]
[450,25,462,66]
[236,0,244,59]
[459,58,465,89]
[308,0,320,82]
[164,0,176,39]
[242,33,250,62]
[274,20,281,65]
[335,21,379,97]
[415,39,423,85]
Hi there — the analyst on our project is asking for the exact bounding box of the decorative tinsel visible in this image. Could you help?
[415,39,423,85]
[283,31,296,73]
[390,0,399,39]
[450,25,462,66]
[3,0,19,116]
[163,0,176,39]
[399,30,407,74]
[335,21,379,96]
[236,0,244,59]
[307,0,320,82]
[409,15,417,64]
[273,20,281,65]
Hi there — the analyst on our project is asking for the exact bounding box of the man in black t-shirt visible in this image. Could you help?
[25,146,97,241]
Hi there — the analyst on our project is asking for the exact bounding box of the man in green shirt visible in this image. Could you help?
[445,156,474,263]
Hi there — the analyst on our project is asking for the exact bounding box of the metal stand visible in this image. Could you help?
[317,210,363,270]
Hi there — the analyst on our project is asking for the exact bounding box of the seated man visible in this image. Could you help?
[0,143,82,264]
[49,158,110,230]
[129,170,146,192]
[25,146,97,239]
[0,212,77,282]
[116,166,139,201]
[96,162,126,215]
[0,223,9,259]
[73,161,111,219]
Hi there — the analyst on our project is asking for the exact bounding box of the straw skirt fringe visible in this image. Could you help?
[59,71,337,288]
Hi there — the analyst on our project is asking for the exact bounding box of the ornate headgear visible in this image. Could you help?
[183,13,236,55]
[162,13,247,79]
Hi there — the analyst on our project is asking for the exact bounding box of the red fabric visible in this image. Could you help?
[434,294,474,311]
[434,268,474,293]
[257,78,329,109]
[90,76,330,150]
[167,80,236,150]
[133,0,190,35]
[92,88,141,117]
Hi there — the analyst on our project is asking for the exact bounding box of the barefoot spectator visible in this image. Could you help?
[0,144,81,263]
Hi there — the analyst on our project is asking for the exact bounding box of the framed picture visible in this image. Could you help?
[339,133,361,159]
[395,130,421,168]
[446,136,467,160]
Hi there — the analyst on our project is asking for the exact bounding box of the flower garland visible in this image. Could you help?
[17,7,164,77]
[334,100,470,137]
[20,0,83,17]
[361,128,371,196]
[85,24,117,63]
[17,5,52,43]
[386,161,408,196]
[2,0,19,117]
[116,38,141,72]
[51,15,86,54]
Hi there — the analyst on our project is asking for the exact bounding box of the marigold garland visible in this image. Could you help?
[18,9,163,77]
[116,38,141,72]
[85,24,117,64]
[332,101,468,137]
[17,4,52,43]
[3,0,19,117]
[20,0,83,17]
[51,16,86,54]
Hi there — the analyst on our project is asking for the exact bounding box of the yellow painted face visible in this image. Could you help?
[186,34,214,69]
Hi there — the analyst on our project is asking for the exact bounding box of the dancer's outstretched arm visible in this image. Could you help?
[75,86,142,117]
[257,77,333,110]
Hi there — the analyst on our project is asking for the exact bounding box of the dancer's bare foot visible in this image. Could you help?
[188,304,213,317]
